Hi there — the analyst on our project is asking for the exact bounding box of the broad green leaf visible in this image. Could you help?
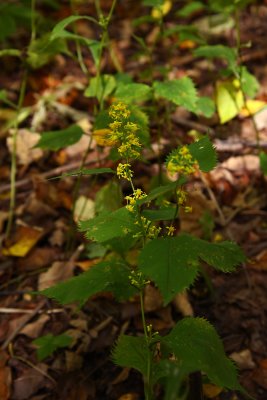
[194,45,237,72]
[177,1,205,17]
[112,335,151,376]
[42,260,136,304]
[33,334,72,361]
[79,206,140,243]
[139,236,199,304]
[189,136,217,172]
[158,360,185,400]
[115,83,152,103]
[215,80,244,124]
[194,96,215,118]
[139,234,245,304]
[138,180,185,205]
[36,125,83,150]
[142,207,177,221]
[84,74,116,102]
[260,151,267,176]
[153,78,198,112]
[240,66,259,98]
[50,15,98,41]
[162,317,242,390]
[95,180,123,214]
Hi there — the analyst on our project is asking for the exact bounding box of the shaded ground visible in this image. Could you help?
[1,1,267,399]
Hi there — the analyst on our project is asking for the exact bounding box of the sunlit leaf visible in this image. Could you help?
[36,125,83,151]
[215,80,244,124]
[153,78,198,112]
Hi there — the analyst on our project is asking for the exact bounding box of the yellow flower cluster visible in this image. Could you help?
[128,270,150,290]
[116,163,133,181]
[139,216,162,239]
[176,188,192,213]
[167,146,197,176]
[125,189,147,213]
[109,102,131,120]
[108,102,142,159]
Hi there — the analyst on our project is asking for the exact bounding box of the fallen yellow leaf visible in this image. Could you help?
[239,99,267,117]
[203,383,223,398]
[2,225,43,257]
[92,129,117,147]
[152,0,172,19]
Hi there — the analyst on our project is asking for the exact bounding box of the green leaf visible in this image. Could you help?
[189,136,217,172]
[79,207,140,243]
[162,317,242,390]
[142,207,177,221]
[42,260,135,304]
[194,45,237,72]
[153,78,198,112]
[143,0,164,6]
[177,1,205,17]
[260,151,267,176]
[112,335,151,376]
[139,180,186,205]
[27,34,70,69]
[215,80,244,124]
[240,66,259,98]
[84,74,116,102]
[58,168,115,178]
[50,15,98,41]
[139,234,245,304]
[194,96,215,118]
[115,83,152,103]
[33,334,72,361]
[36,125,83,151]
[95,180,123,214]
[0,90,7,101]
[138,236,199,304]
[158,360,185,400]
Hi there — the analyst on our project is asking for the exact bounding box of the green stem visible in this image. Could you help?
[31,0,36,42]
[6,70,28,237]
[70,0,88,76]
[140,290,153,400]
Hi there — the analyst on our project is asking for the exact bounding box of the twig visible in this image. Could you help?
[171,115,215,135]
[0,307,64,314]
[0,154,108,194]
[2,299,46,350]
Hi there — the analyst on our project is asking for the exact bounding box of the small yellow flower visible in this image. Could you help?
[166,225,175,236]
[184,206,192,213]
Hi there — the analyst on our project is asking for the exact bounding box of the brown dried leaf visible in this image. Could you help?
[20,314,50,339]
[6,129,43,166]
[38,261,75,291]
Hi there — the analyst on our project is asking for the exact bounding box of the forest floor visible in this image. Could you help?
[1,1,267,399]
